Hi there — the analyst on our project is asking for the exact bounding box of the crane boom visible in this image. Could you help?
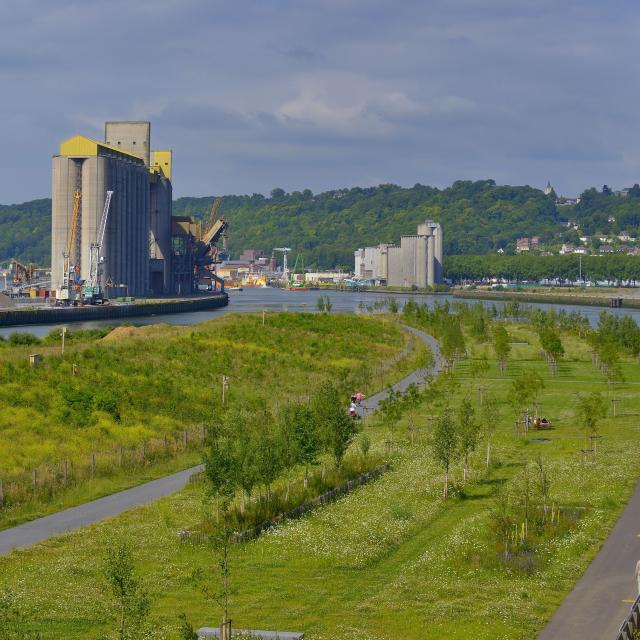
[202,197,228,246]
[65,191,81,264]
[83,190,113,303]
[207,197,222,230]
[59,190,81,301]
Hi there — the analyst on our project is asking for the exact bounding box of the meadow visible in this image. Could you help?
[1,305,639,639]
[0,313,421,528]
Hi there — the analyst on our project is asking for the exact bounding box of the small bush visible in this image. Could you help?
[8,332,40,346]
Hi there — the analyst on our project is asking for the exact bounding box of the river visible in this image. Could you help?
[1,287,640,338]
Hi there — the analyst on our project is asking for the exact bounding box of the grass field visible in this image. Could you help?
[0,313,423,529]
[1,317,639,639]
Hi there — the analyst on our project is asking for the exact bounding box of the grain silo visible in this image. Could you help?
[51,122,173,297]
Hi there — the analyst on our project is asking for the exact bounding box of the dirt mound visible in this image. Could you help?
[102,326,139,341]
[102,323,175,342]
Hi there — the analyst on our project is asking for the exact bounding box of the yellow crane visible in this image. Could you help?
[59,190,81,302]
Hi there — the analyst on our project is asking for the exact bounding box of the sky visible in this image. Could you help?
[1,0,639,203]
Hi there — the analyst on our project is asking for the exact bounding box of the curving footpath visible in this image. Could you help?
[0,324,441,558]
[356,325,443,417]
[537,480,640,639]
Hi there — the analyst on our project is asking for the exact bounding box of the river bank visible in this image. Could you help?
[452,287,637,308]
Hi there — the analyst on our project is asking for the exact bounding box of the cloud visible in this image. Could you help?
[0,0,639,201]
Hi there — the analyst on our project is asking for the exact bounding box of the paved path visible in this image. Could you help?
[537,478,640,639]
[357,325,443,417]
[0,324,440,558]
[0,465,203,556]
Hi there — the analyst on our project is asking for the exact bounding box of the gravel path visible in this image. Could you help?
[0,324,440,557]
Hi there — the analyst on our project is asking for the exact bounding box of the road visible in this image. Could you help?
[0,324,441,558]
[537,480,640,639]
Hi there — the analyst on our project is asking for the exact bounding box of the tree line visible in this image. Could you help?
[444,253,640,283]
[8,180,640,269]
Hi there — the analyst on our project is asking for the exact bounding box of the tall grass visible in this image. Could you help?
[0,313,417,523]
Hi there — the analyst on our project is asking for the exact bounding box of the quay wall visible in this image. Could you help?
[0,293,228,327]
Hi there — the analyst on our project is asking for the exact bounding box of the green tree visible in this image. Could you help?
[469,354,490,404]
[203,416,241,635]
[277,404,304,498]
[535,457,551,516]
[441,320,466,370]
[402,383,422,443]
[598,341,625,389]
[290,403,320,488]
[204,426,239,512]
[103,542,150,640]
[457,398,479,483]
[539,327,564,375]
[508,370,544,426]
[492,325,511,374]
[379,386,403,443]
[235,421,260,513]
[255,422,282,500]
[432,409,458,499]
[480,392,499,467]
[575,392,607,447]
[312,382,358,467]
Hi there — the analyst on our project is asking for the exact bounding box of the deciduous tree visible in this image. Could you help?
[432,409,458,499]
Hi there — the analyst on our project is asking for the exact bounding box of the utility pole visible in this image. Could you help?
[579,255,582,284]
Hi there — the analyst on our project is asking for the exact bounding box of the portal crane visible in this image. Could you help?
[194,197,229,291]
[274,247,292,282]
[83,190,113,304]
[58,190,81,303]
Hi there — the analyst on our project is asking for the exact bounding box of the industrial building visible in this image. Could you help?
[51,121,179,297]
[354,220,443,286]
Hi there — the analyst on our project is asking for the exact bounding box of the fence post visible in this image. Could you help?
[119,447,124,467]
[64,460,68,486]
[183,429,188,448]
[32,469,37,495]
[91,453,96,478]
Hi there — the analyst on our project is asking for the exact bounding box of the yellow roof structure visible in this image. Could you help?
[59,135,144,163]
[151,150,172,180]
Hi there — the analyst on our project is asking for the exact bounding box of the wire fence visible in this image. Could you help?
[0,424,207,510]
